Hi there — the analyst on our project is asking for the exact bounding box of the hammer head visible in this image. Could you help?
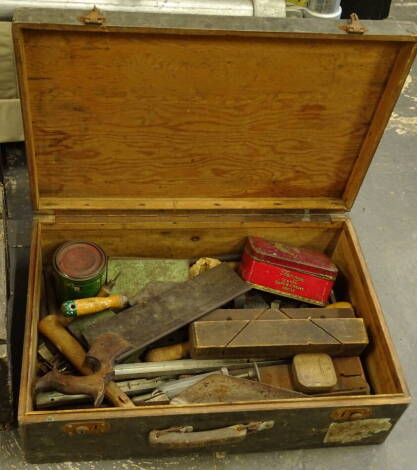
[34,368,106,407]
[85,333,132,373]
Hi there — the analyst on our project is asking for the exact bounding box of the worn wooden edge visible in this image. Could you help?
[12,23,39,211]
[343,42,417,209]
[341,219,410,396]
[12,9,417,42]
[19,393,410,424]
[41,213,343,229]
[18,220,41,420]
[37,197,348,213]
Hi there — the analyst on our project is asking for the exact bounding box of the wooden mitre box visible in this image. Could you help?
[12,6,417,463]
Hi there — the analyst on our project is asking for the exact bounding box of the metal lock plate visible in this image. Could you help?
[63,421,111,436]
[330,407,372,421]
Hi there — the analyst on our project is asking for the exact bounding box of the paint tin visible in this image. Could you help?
[239,237,338,306]
[307,0,341,14]
[53,241,107,302]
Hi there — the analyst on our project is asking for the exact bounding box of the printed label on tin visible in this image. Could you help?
[240,253,334,305]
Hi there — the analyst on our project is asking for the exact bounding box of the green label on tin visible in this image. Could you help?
[54,271,106,303]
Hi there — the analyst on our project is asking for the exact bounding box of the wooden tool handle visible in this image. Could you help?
[145,342,190,362]
[38,315,89,373]
[61,295,128,318]
[97,285,111,297]
[38,315,134,408]
[325,302,353,309]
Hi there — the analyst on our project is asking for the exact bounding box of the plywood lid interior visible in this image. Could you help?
[13,12,417,212]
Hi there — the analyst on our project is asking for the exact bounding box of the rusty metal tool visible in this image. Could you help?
[35,368,108,407]
[84,263,251,359]
[171,374,307,404]
[34,333,132,408]
[36,376,171,409]
[85,333,132,375]
[38,315,135,408]
[96,272,121,297]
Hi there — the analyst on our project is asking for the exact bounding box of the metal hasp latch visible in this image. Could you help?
[330,407,372,421]
[340,13,367,35]
[63,421,111,436]
[79,6,107,26]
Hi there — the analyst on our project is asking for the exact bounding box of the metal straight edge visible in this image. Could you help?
[113,359,285,380]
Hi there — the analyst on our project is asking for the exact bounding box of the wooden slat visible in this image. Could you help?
[343,42,417,208]
[40,223,341,262]
[331,220,408,395]
[18,221,41,418]
[12,27,39,209]
[201,308,355,321]
[39,197,347,212]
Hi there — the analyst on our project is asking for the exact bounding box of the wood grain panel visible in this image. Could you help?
[41,223,340,262]
[18,28,402,210]
[331,223,407,395]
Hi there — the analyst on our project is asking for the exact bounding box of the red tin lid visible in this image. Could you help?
[244,237,337,279]
[54,241,106,280]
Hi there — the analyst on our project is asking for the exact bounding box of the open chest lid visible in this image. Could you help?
[13,8,417,213]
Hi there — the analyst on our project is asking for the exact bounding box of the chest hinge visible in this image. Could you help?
[79,6,107,26]
[340,13,367,35]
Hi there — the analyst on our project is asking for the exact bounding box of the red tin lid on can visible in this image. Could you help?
[244,237,338,279]
[54,241,106,279]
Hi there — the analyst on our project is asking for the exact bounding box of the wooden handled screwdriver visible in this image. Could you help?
[145,342,190,362]
[61,294,128,318]
[96,272,121,297]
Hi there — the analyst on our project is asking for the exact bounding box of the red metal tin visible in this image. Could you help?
[239,237,338,306]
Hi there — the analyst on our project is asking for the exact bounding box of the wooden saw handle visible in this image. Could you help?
[61,295,128,318]
[145,342,190,362]
[325,302,353,309]
[38,315,135,408]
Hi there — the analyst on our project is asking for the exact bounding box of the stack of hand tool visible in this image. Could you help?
[35,238,371,410]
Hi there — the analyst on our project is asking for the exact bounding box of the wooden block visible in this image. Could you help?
[292,354,337,393]
[201,308,355,322]
[258,357,370,396]
[201,308,287,321]
[84,263,251,360]
[332,356,370,395]
[190,318,368,359]
[258,364,293,390]
[280,308,355,319]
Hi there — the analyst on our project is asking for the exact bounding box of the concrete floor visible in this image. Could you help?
[1,1,417,468]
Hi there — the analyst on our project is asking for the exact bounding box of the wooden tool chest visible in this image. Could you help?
[13,7,417,463]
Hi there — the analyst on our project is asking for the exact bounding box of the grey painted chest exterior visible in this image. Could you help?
[0,184,12,426]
